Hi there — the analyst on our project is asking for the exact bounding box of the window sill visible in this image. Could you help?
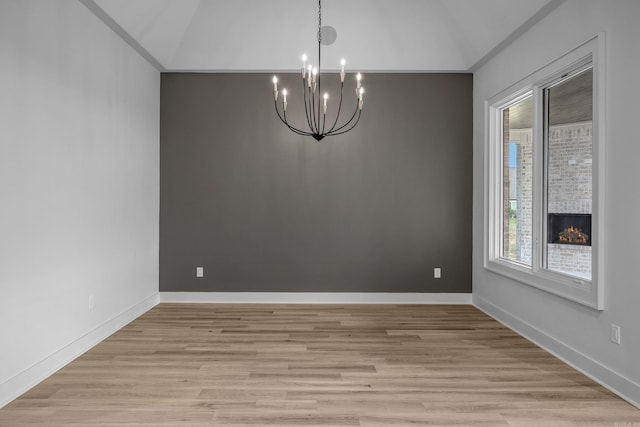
[484,258,601,310]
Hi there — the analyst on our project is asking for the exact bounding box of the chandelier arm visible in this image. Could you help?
[327,109,362,136]
[305,86,313,132]
[302,80,315,131]
[310,86,319,133]
[288,125,314,136]
[327,81,345,133]
[285,110,314,136]
[321,110,327,135]
[285,120,314,136]
[317,79,322,133]
[327,102,359,133]
[275,101,313,136]
[317,73,321,130]
[273,100,288,125]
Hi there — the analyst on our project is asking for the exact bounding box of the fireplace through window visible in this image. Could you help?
[547,213,591,246]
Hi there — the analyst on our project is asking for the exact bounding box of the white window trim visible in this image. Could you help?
[484,33,605,310]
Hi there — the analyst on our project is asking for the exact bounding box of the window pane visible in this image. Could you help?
[501,96,532,265]
[545,68,593,280]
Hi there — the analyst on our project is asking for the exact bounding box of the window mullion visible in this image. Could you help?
[531,86,544,274]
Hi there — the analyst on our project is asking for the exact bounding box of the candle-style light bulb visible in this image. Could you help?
[312,67,318,91]
[302,54,307,78]
[307,64,313,87]
[282,88,288,111]
[323,92,329,114]
[358,87,364,110]
[272,75,278,100]
[356,73,362,88]
[340,58,346,82]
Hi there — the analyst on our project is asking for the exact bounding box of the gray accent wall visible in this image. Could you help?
[160,73,472,293]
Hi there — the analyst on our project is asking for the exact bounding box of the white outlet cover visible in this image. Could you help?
[196,267,204,278]
[611,324,621,344]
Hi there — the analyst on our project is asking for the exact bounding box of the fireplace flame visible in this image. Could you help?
[558,226,589,244]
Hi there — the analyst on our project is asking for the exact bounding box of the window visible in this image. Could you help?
[485,35,604,309]
[501,94,532,266]
[544,66,593,281]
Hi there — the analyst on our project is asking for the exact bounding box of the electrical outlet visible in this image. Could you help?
[611,324,621,345]
[88,295,95,310]
[196,267,204,278]
[434,267,441,279]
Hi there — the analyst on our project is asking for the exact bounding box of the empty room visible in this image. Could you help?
[1,0,639,425]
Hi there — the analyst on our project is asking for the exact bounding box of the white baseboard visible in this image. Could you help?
[473,294,640,410]
[0,293,159,409]
[159,292,472,305]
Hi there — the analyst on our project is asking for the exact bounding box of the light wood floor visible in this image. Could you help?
[1,304,639,426]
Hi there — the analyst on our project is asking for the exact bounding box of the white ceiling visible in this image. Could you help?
[89,0,560,72]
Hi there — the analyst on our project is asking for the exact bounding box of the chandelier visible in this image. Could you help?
[272,0,364,141]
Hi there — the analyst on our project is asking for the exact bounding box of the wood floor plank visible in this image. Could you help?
[1,303,639,426]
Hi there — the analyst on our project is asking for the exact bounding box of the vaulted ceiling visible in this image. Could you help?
[87,0,561,72]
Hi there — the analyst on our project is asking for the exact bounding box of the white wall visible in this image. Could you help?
[0,0,159,406]
[473,0,640,406]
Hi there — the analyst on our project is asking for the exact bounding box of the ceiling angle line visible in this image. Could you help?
[78,0,166,72]
[469,0,567,72]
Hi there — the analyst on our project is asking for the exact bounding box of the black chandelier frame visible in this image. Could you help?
[272,0,364,141]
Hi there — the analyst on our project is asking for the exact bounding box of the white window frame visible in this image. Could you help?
[484,34,605,310]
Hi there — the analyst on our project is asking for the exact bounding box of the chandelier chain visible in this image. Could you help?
[318,0,322,44]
